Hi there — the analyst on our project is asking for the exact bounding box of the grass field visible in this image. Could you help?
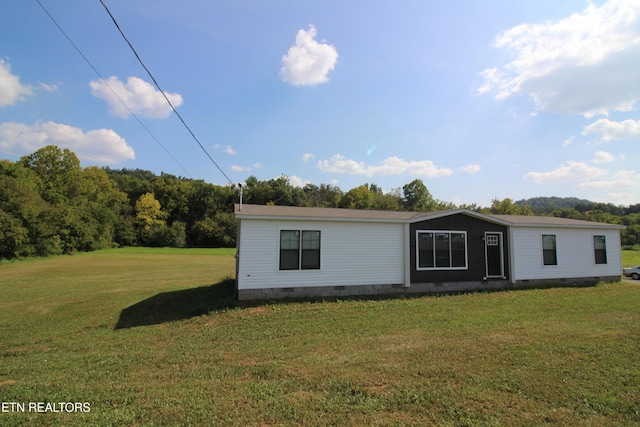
[623,249,640,267]
[1,248,639,426]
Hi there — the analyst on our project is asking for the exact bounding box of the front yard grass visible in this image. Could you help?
[0,248,638,426]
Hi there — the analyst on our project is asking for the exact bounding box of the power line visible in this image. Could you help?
[98,0,235,186]
[34,0,193,179]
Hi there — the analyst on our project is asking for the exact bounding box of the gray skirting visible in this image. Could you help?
[237,276,621,301]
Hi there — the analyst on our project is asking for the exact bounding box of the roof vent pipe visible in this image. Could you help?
[238,183,243,211]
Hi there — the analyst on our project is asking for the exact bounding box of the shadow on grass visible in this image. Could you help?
[114,278,237,330]
[115,279,617,329]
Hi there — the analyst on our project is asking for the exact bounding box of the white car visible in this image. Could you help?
[623,266,640,280]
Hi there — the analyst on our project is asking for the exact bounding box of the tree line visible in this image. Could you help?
[1,145,639,260]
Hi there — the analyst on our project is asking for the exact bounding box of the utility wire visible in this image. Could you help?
[98,0,235,186]
[34,0,193,178]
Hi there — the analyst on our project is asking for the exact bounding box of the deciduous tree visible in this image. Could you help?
[402,179,435,211]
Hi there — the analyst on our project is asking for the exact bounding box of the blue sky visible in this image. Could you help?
[1,0,639,207]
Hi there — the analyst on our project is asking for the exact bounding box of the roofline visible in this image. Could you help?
[487,214,625,229]
[234,204,414,223]
[235,204,625,229]
[409,209,513,226]
[235,213,410,223]
[497,221,625,230]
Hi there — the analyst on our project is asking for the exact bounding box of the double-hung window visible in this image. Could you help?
[542,234,557,266]
[417,231,467,270]
[279,230,320,270]
[593,235,607,264]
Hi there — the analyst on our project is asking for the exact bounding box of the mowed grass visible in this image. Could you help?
[0,249,638,426]
[623,249,640,267]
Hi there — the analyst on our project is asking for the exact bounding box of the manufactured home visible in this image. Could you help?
[234,204,623,300]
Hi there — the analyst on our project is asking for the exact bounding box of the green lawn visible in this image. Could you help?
[0,248,639,426]
[623,249,640,267]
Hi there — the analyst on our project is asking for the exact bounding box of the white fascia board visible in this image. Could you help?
[509,223,625,230]
[408,209,513,226]
[234,214,408,224]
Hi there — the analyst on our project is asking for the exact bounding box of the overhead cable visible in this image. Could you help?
[34,0,193,178]
[98,0,235,186]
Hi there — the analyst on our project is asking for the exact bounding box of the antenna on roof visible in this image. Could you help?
[238,183,243,211]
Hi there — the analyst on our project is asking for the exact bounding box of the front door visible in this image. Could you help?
[484,232,504,279]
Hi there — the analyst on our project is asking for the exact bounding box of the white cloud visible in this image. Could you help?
[289,175,310,188]
[563,136,575,146]
[280,25,338,87]
[574,170,640,191]
[38,82,58,92]
[89,76,183,119]
[582,118,640,141]
[0,121,135,164]
[600,191,637,205]
[318,154,453,178]
[302,153,314,163]
[215,144,237,155]
[231,162,262,173]
[592,150,616,164]
[0,59,33,106]
[478,0,640,116]
[460,164,481,174]
[523,160,607,184]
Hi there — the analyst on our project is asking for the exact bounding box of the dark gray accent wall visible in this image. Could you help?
[410,213,509,284]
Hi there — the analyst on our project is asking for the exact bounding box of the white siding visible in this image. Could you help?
[511,227,622,280]
[237,219,405,290]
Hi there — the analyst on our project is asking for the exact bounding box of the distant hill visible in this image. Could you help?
[514,196,593,212]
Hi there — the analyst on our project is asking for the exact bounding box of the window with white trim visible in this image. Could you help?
[486,235,499,246]
[417,231,467,270]
[594,235,607,264]
[279,230,320,270]
[542,234,557,266]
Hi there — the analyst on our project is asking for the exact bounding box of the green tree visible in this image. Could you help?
[188,182,236,222]
[103,167,154,208]
[269,175,299,205]
[486,198,534,215]
[243,175,303,206]
[583,209,623,225]
[402,179,435,211]
[301,183,343,208]
[153,173,194,224]
[622,224,640,247]
[19,145,82,204]
[244,176,274,205]
[135,193,167,246]
[372,187,402,211]
[340,185,375,209]
[135,193,165,229]
[550,208,585,220]
[78,167,129,249]
[0,159,51,257]
[0,209,29,259]
[190,212,237,247]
